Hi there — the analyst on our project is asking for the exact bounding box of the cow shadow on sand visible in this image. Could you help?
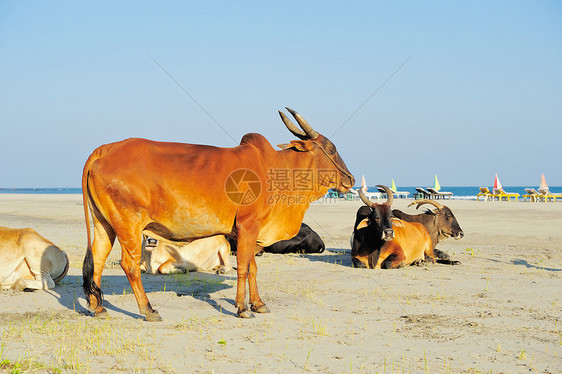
[49,272,236,319]
[512,259,560,272]
[482,257,561,272]
[298,248,353,268]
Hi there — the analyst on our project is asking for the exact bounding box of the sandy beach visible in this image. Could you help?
[0,193,560,373]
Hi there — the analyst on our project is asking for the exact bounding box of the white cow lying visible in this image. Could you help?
[0,227,69,291]
[140,235,232,274]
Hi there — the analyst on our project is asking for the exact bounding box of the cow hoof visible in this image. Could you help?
[251,304,270,314]
[94,308,109,319]
[352,258,367,268]
[237,309,255,319]
[144,310,162,322]
[433,249,451,261]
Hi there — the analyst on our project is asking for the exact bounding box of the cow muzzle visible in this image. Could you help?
[382,229,395,241]
[341,174,355,190]
[454,231,464,240]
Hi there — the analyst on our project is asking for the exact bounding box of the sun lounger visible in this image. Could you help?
[477,187,492,201]
[523,188,541,202]
[346,189,382,201]
[377,186,409,199]
[364,191,383,199]
[538,188,562,202]
[415,187,432,200]
[427,187,453,199]
[492,188,520,202]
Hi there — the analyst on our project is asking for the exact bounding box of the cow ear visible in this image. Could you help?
[277,140,314,152]
[356,218,370,230]
[391,218,404,228]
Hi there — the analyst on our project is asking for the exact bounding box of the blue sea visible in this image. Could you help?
[0,188,82,194]
[1,186,561,199]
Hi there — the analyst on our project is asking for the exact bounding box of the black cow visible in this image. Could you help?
[230,223,325,255]
[350,185,396,268]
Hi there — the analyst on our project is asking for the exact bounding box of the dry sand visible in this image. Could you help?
[0,194,560,373]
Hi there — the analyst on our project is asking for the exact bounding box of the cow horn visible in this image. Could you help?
[408,199,443,210]
[286,107,319,140]
[279,110,307,140]
[376,185,394,206]
[358,188,375,208]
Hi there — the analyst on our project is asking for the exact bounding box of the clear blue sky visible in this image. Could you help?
[1,1,561,188]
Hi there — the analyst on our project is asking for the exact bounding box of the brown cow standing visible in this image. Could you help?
[82,108,354,320]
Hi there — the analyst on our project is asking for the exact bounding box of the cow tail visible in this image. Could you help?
[82,149,103,309]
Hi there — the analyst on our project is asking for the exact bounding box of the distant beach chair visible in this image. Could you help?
[427,187,453,199]
[364,190,383,200]
[346,188,359,200]
[377,186,409,199]
[477,187,492,201]
[341,189,357,200]
[326,189,339,199]
[492,188,520,202]
[538,188,562,202]
[415,187,432,200]
[523,188,541,202]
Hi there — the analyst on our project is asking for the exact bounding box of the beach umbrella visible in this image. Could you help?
[540,173,548,191]
[433,175,441,191]
[493,173,502,190]
[391,179,397,191]
[361,175,368,192]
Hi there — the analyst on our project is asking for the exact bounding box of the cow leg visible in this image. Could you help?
[249,255,269,313]
[217,241,232,273]
[381,252,406,269]
[118,234,162,322]
[15,252,57,290]
[351,256,369,268]
[14,274,56,291]
[235,222,265,318]
[424,245,435,264]
[379,244,406,269]
[157,260,185,274]
[89,216,116,317]
[10,258,55,291]
[432,248,450,261]
[432,248,461,265]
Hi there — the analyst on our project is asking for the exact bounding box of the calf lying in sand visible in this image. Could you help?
[140,235,232,274]
[0,227,69,290]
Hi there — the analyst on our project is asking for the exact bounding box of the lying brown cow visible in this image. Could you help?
[393,199,464,265]
[351,187,434,269]
[0,227,69,290]
[140,235,232,274]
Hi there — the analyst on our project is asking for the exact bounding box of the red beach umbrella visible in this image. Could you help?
[540,174,548,191]
[493,174,503,191]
